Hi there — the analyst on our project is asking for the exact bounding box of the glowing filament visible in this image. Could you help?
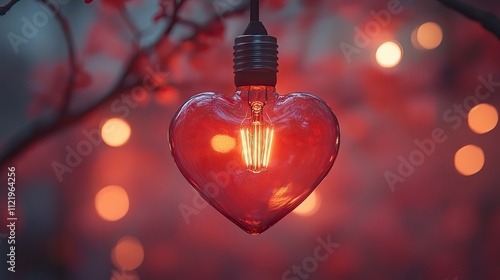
[240,102,274,173]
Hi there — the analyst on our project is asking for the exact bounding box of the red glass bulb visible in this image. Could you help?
[169,85,340,235]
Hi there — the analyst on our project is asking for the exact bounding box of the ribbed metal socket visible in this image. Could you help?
[233,35,278,87]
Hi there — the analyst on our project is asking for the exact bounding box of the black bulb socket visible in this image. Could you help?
[233,21,278,87]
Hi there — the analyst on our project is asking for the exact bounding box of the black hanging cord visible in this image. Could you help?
[244,0,267,35]
[250,0,259,22]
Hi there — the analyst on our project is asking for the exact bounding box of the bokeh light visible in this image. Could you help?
[375,41,402,68]
[211,134,236,153]
[101,118,131,147]
[416,22,443,50]
[293,192,321,216]
[95,185,129,222]
[155,86,180,106]
[468,103,498,134]
[112,236,144,271]
[454,145,485,176]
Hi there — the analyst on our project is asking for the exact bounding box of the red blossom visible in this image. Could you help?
[102,0,130,8]
[82,18,130,60]
[27,62,93,118]
[83,0,132,8]
[28,62,68,117]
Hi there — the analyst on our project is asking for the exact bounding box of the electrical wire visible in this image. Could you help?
[250,0,259,22]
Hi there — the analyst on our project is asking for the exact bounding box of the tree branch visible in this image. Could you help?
[161,0,184,39]
[39,0,77,116]
[0,0,248,165]
[0,0,21,16]
[436,0,500,40]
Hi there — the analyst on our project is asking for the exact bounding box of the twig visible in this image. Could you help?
[0,0,248,165]
[39,0,77,116]
[161,0,185,39]
[0,0,21,16]
[436,0,500,40]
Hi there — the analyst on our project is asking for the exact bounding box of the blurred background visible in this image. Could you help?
[0,0,499,279]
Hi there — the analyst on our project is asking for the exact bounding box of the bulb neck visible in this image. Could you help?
[233,34,279,87]
[236,85,276,103]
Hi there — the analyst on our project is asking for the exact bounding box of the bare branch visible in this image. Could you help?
[0,0,248,165]
[39,0,77,116]
[436,0,500,40]
[162,0,185,39]
[0,0,21,16]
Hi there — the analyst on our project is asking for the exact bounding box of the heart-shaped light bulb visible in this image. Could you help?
[169,85,340,235]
